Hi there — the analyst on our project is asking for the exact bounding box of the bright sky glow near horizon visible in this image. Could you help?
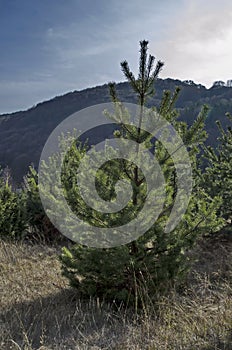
[0,0,232,114]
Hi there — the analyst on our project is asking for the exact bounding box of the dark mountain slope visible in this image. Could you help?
[0,78,232,182]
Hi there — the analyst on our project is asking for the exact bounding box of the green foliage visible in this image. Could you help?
[201,113,232,231]
[23,165,64,243]
[58,41,223,305]
[0,168,27,239]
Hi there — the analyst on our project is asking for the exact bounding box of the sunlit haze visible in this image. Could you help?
[0,0,232,113]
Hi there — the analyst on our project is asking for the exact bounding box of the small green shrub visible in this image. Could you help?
[0,169,27,239]
[23,165,64,243]
[201,113,232,232]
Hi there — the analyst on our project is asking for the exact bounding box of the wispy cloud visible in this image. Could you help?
[0,0,231,113]
[156,0,232,86]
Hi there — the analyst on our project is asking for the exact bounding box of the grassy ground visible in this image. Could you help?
[0,234,232,350]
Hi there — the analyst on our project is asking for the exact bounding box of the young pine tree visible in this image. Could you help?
[58,41,223,305]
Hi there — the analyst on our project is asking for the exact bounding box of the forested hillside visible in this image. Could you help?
[0,78,232,182]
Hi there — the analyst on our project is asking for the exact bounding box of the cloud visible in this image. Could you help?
[3,0,231,113]
[155,0,232,87]
[43,0,178,72]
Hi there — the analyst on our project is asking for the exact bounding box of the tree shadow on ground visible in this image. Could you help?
[1,287,126,350]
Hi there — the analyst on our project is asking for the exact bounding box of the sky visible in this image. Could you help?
[0,0,232,114]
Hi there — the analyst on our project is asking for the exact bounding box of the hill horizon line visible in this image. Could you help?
[1,76,232,117]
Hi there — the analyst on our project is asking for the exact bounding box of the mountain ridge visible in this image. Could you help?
[2,77,232,118]
[1,77,232,182]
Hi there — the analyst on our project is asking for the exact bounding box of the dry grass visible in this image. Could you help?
[0,234,232,350]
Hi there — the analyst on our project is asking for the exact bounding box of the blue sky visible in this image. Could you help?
[0,0,232,113]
